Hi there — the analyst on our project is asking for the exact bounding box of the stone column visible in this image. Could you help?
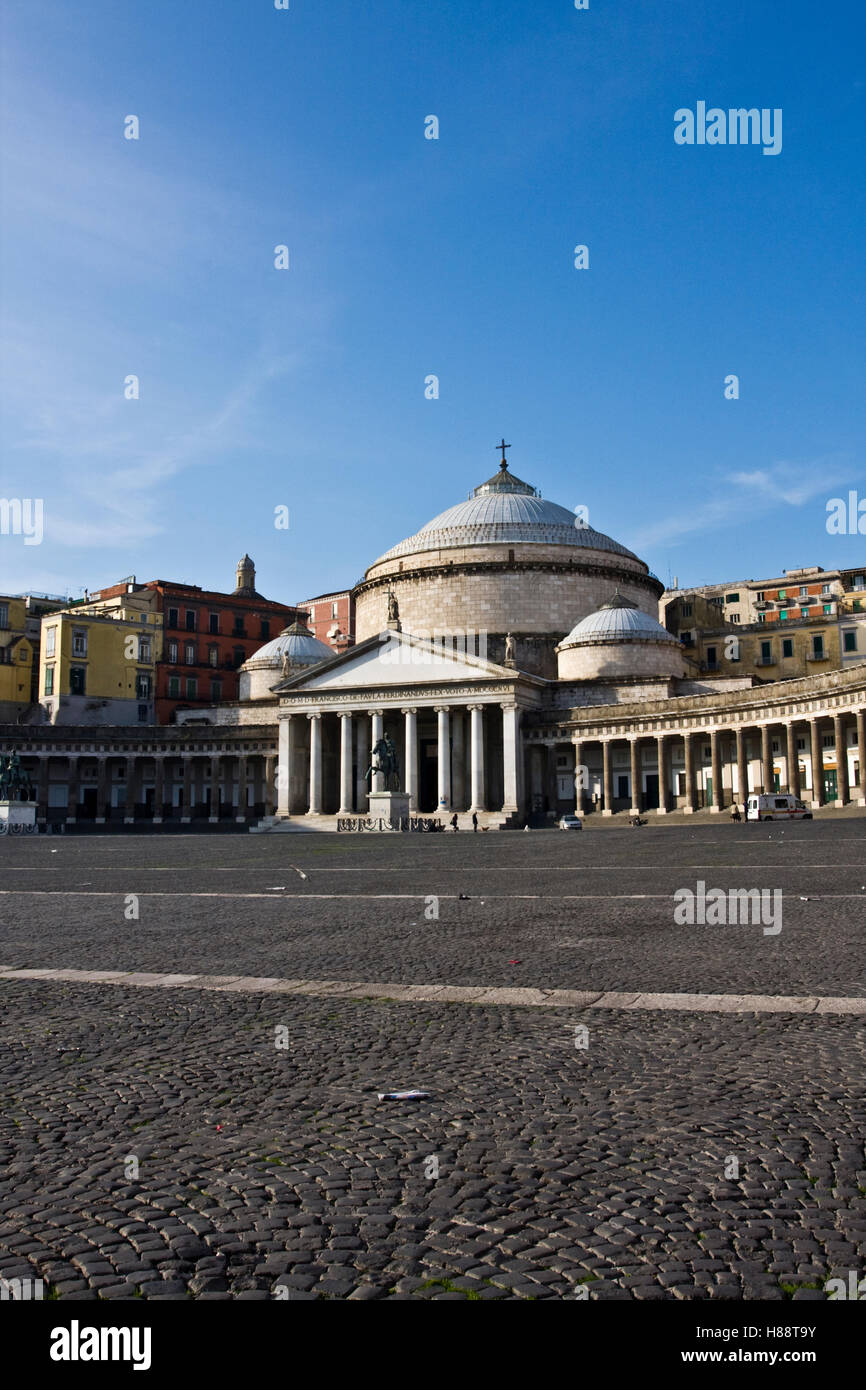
[809,719,824,808]
[451,709,466,810]
[264,754,277,816]
[710,728,723,811]
[857,709,866,807]
[338,712,354,815]
[65,755,79,823]
[785,724,800,799]
[602,740,613,817]
[96,757,109,824]
[307,713,323,814]
[370,710,384,793]
[468,705,486,812]
[573,737,584,813]
[501,703,519,813]
[209,754,221,822]
[153,756,165,823]
[356,713,370,811]
[629,738,641,813]
[683,733,697,813]
[834,713,849,805]
[736,727,747,807]
[761,725,773,795]
[37,755,49,826]
[402,707,418,811]
[182,757,193,822]
[123,755,136,824]
[436,706,451,810]
[235,753,248,822]
[277,716,293,817]
[655,735,668,814]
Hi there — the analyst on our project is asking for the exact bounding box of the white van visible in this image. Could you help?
[746,794,813,821]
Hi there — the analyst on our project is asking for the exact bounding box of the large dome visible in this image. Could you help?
[354,448,663,680]
[375,464,639,564]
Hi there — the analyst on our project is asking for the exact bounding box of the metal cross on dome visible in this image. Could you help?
[495,438,511,469]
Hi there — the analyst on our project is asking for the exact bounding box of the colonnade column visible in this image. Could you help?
[123,755,136,824]
[710,729,723,811]
[307,713,323,815]
[66,755,79,823]
[208,755,221,823]
[501,703,519,813]
[761,725,773,794]
[277,716,293,817]
[656,735,668,814]
[402,708,418,810]
[683,733,696,813]
[153,756,165,823]
[736,727,747,808]
[370,710,384,793]
[629,738,641,814]
[572,736,584,814]
[602,740,613,817]
[858,710,866,807]
[338,712,354,815]
[235,754,247,822]
[834,714,849,805]
[468,705,486,812]
[37,756,49,825]
[356,713,370,810]
[96,757,109,823]
[182,758,193,821]
[264,755,277,817]
[809,719,824,808]
[436,706,451,810]
[785,723,800,799]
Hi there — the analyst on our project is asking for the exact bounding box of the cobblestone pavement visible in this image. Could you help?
[1,825,864,1300]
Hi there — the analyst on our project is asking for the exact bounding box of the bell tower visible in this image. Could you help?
[234,554,256,596]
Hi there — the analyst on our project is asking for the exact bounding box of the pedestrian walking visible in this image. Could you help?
[471,812,478,832]
[450,813,459,831]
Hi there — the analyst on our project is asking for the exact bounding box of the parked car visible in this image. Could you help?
[746,794,812,821]
[558,813,583,830]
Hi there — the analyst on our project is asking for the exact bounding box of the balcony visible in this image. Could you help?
[807,652,829,662]
[756,657,776,667]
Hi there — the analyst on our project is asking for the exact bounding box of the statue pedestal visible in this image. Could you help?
[0,800,38,835]
[367,791,411,828]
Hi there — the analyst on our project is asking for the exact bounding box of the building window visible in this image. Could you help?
[44,665,54,695]
[331,602,338,618]
[0,603,7,628]
[208,645,219,667]
[823,603,832,614]
[185,642,196,665]
[167,639,178,664]
[812,636,825,659]
[185,610,196,631]
[779,609,787,621]
[186,677,198,699]
[139,639,151,662]
[69,666,86,696]
[210,678,222,701]
[761,640,772,662]
[681,602,693,617]
[799,586,807,597]
[730,613,740,623]
[209,612,219,634]
[755,591,764,602]
[706,646,717,670]
[822,733,833,748]
[168,676,180,697]
[725,593,739,604]
[233,615,245,635]
[782,638,793,658]
[778,589,786,600]
[260,619,270,639]
[138,704,149,723]
[167,607,179,628]
[772,739,780,754]
[72,629,88,656]
[758,613,766,624]
[797,738,806,751]
[822,583,831,595]
[45,626,56,657]
[843,630,857,652]
[136,673,151,698]
[233,647,244,669]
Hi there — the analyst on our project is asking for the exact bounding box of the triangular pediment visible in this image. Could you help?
[273,629,518,694]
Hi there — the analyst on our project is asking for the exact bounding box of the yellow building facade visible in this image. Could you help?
[39,605,163,726]
[0,596,35,721]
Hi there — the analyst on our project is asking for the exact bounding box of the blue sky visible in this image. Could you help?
[1,0,863,604]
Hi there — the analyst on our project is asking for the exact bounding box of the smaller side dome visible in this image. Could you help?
[557,590,686,681]
[239,620,333,700]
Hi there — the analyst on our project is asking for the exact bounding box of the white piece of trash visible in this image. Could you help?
[377,1090,430,1102]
